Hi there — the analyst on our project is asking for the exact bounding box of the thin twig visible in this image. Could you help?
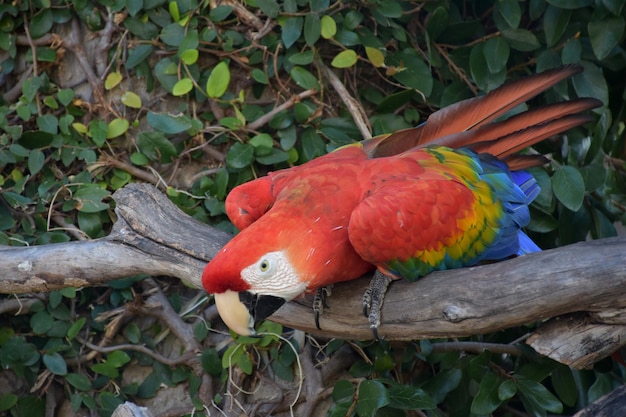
[430,341,524,356]
[322,63,372,140]
[246,89,318,131]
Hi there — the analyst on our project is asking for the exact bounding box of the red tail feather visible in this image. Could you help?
[363,65,600,160]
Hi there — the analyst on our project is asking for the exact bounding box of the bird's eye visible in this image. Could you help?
[259,259,270,272]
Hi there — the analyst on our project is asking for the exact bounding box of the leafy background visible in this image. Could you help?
[0,0,625,416]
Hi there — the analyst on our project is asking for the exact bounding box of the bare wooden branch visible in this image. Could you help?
[1,183,625,368]
[573,384,626,417]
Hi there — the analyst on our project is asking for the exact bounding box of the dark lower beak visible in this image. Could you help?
[240,292,286,323]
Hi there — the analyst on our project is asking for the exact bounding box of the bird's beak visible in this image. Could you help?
[213,290,286,336]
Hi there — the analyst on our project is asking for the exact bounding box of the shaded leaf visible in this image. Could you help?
[471,373,502,414]
[147,112,192,134]
[304,13,321,46]
[388,384,436,410]
[588,17,625,60]
[282,17,303,48]
[483,37,509,74]
[226,142,255,169]
[552,165,585,212]
[516,376,563,414]
[290,66,320,90]
[356,380,389,417]
[43,352,67,376]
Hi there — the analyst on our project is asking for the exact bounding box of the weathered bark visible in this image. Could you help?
[573,384,626,417]
[1,183,625,368]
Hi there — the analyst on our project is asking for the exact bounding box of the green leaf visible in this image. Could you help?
[498,379,517,400]
[422,368,463,404]
[226,142,255,169]
[387,50,433,95]
[67,317,86,340]
[289,50,314,65]
[136,131,177,162]
[91,362,119,378]
[172,78,194,96]
[546,0,592,8]
[332,380,355,404]
[552,165,585,212]
[126,44,153,69]
[121,91,142,108]
[365,47,385,68]
[483,37,509,74]
[123,322,141,344]
[210,5,233,22]
[588,17,625,60]
[29,9,54,39]
[516,376,563,414]
[496,0,521,28]
[160,23,185,46]
[249,133,274,155]
[543,5,571,48]
[356,380,390,417]
[251,68,268,84]
[471,373,502,414]
[501,28,540,51]
[290,66,320,90]
[256,148,290,165]
[0,394,17,412]
[108,350,131,368]
[551,366,578,407]
[28,149,45,175]
[65,373,92,391]
[180,49,199,65]
[105,71,123,90]
[146,111,192,134]
[106,118,129,139]
[257,0,280,18]
[73,185,110,213]
[58,89,74,106]
[388,384,436,410]
[331,50,358,68]
[320,15,337,39]
[572,62,608,107]
[201,349,222,376]
[425,6,449,41]
[282,16,303,48]
[37,114,58,134]
[300,127,325,161]
[31,310,53,334]
[304,13,321,46]
[206,61,230,99]
[43,352,67,376]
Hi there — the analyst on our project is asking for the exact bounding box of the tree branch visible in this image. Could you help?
[1,183,625,368]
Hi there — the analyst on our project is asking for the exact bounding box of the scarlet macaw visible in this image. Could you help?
[202,65,601,337]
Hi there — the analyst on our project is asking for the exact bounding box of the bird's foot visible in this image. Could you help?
[313,285,333,330]
[362,271,393,340]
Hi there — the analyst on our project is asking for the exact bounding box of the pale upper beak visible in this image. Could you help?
[213,290,286,336]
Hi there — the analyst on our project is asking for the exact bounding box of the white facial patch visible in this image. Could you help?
[241,250,307,301]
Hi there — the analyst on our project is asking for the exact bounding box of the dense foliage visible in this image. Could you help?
[0,0,625,416]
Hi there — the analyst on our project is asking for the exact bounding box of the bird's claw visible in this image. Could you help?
[313,285,333,330]
[362,271,393,340]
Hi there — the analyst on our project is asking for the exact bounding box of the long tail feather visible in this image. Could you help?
[364,65,588,157]
[430,98,601,151]
[470,114,595,158]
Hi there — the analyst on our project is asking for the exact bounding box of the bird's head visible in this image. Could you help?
[202,225,308,336]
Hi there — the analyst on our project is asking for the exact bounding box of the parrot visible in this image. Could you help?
[202,65,601,338]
